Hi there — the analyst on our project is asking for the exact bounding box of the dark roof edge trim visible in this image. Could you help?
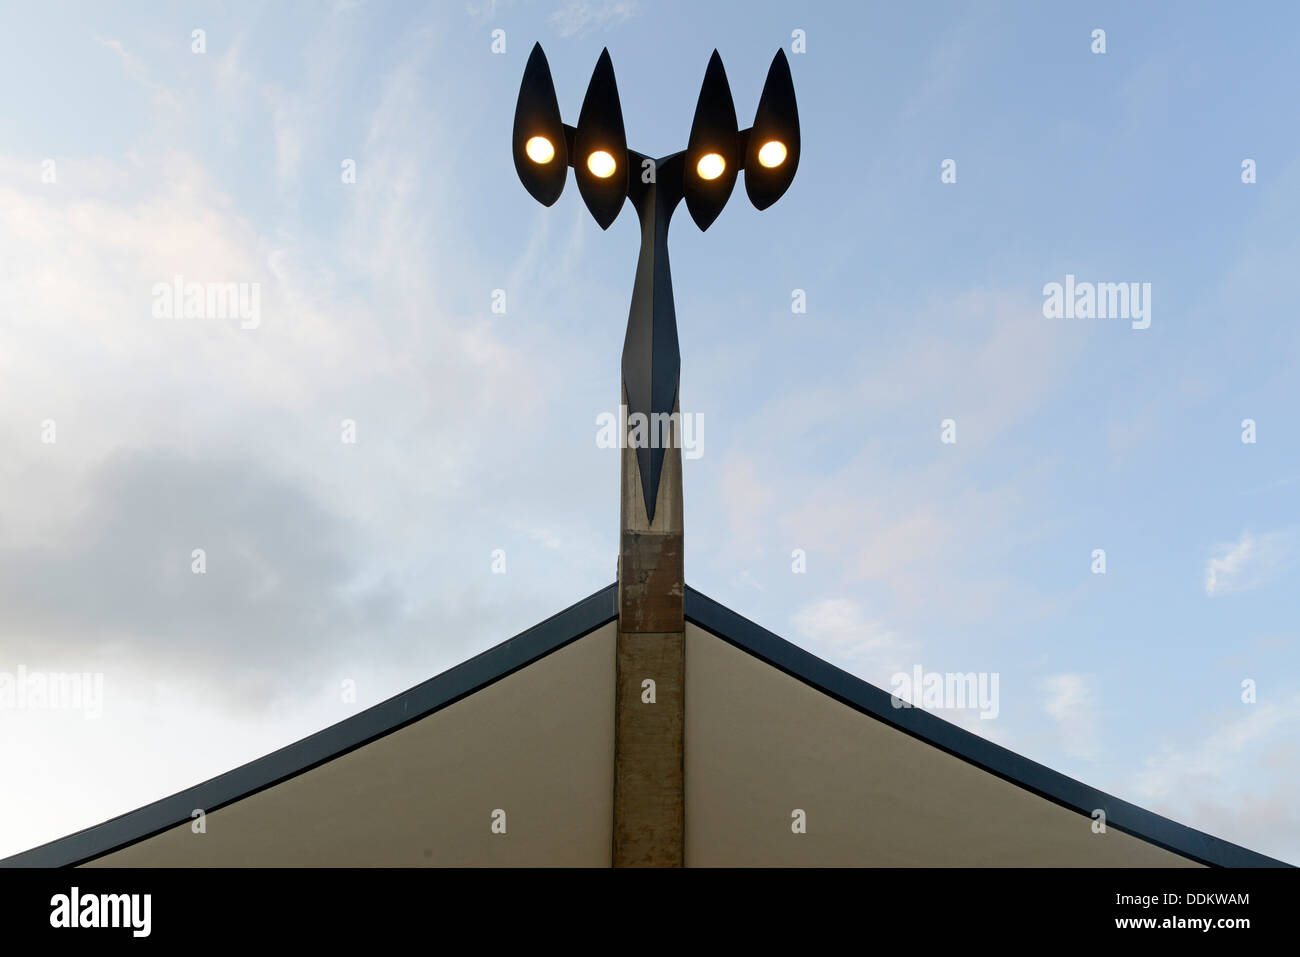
[3,583,619,868]
[684,586,1291,869]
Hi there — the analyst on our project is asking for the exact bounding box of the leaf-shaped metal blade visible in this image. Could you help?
[684,50,739,231]
[512,43,568,207]
[574,49,629,230]
[744,49,800,211]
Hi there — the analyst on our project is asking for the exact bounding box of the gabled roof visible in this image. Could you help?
[3,585,619,868]
[683,588,1287,868]
[3,583,1287,867]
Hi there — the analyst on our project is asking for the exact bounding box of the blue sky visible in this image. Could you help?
[0,0,1297,862]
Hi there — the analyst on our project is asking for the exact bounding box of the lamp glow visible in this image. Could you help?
[696,153,726,180]
[587,150,617,178]
[757,140,787,168]
[525,135,555,164]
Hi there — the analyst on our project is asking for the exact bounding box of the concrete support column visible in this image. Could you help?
[613,390,684,867]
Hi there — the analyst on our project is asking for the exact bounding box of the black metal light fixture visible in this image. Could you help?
[511,44,568,207]
[683,50,740,231]
[512,43,800,521]
[744,50,800,210]
[573,49,629,230]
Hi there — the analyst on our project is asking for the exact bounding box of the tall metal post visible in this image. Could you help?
[613,152,686,866]
[511,42,799,868]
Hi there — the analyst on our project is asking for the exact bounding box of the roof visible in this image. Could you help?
[683,588,1286,868]
[3,584,619,867]
[2,583,1286,867]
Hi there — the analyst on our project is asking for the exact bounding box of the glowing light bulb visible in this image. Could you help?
[697,152,726,180]
[525,136,555,164]
[587,150,616,178]
[757,140,787,168]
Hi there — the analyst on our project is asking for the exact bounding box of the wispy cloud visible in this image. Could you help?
[96,37,180,110]
[549,0,638,38]
[1135,695,1300,864]
[1041,673,1098,760]
[1205,530,1291,597]
[791,598,911,687]
[465,0,505,18]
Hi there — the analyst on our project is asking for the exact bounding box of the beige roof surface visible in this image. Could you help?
[684,623,1195,867]
[3,584,1281,868]
[89,623,617,867]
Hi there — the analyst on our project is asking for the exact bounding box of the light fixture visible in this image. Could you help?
[588,150,617,178]
[683,50,739,231]
[525,136,555,164]
[573,49,629,229]
[511,43,568,206]
[696,152,725,180]
[510,43,800,520]
[757,140,786,168]
[744,49,800,210]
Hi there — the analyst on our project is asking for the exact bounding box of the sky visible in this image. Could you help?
[0,0,1297,864]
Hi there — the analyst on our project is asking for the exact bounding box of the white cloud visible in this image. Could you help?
[1134,695,1300,864]
[791,598,1016,745]
[1040,673,1098,760]
[1205,530,1291,597]
[549,0,639,38]
[702,290,1084,633]
[791,597,911,687]
[96,37,180,111]
[465,0,505,17]
[0,13,610,862]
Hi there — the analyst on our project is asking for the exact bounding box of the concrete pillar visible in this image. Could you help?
[613,390,684,867]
